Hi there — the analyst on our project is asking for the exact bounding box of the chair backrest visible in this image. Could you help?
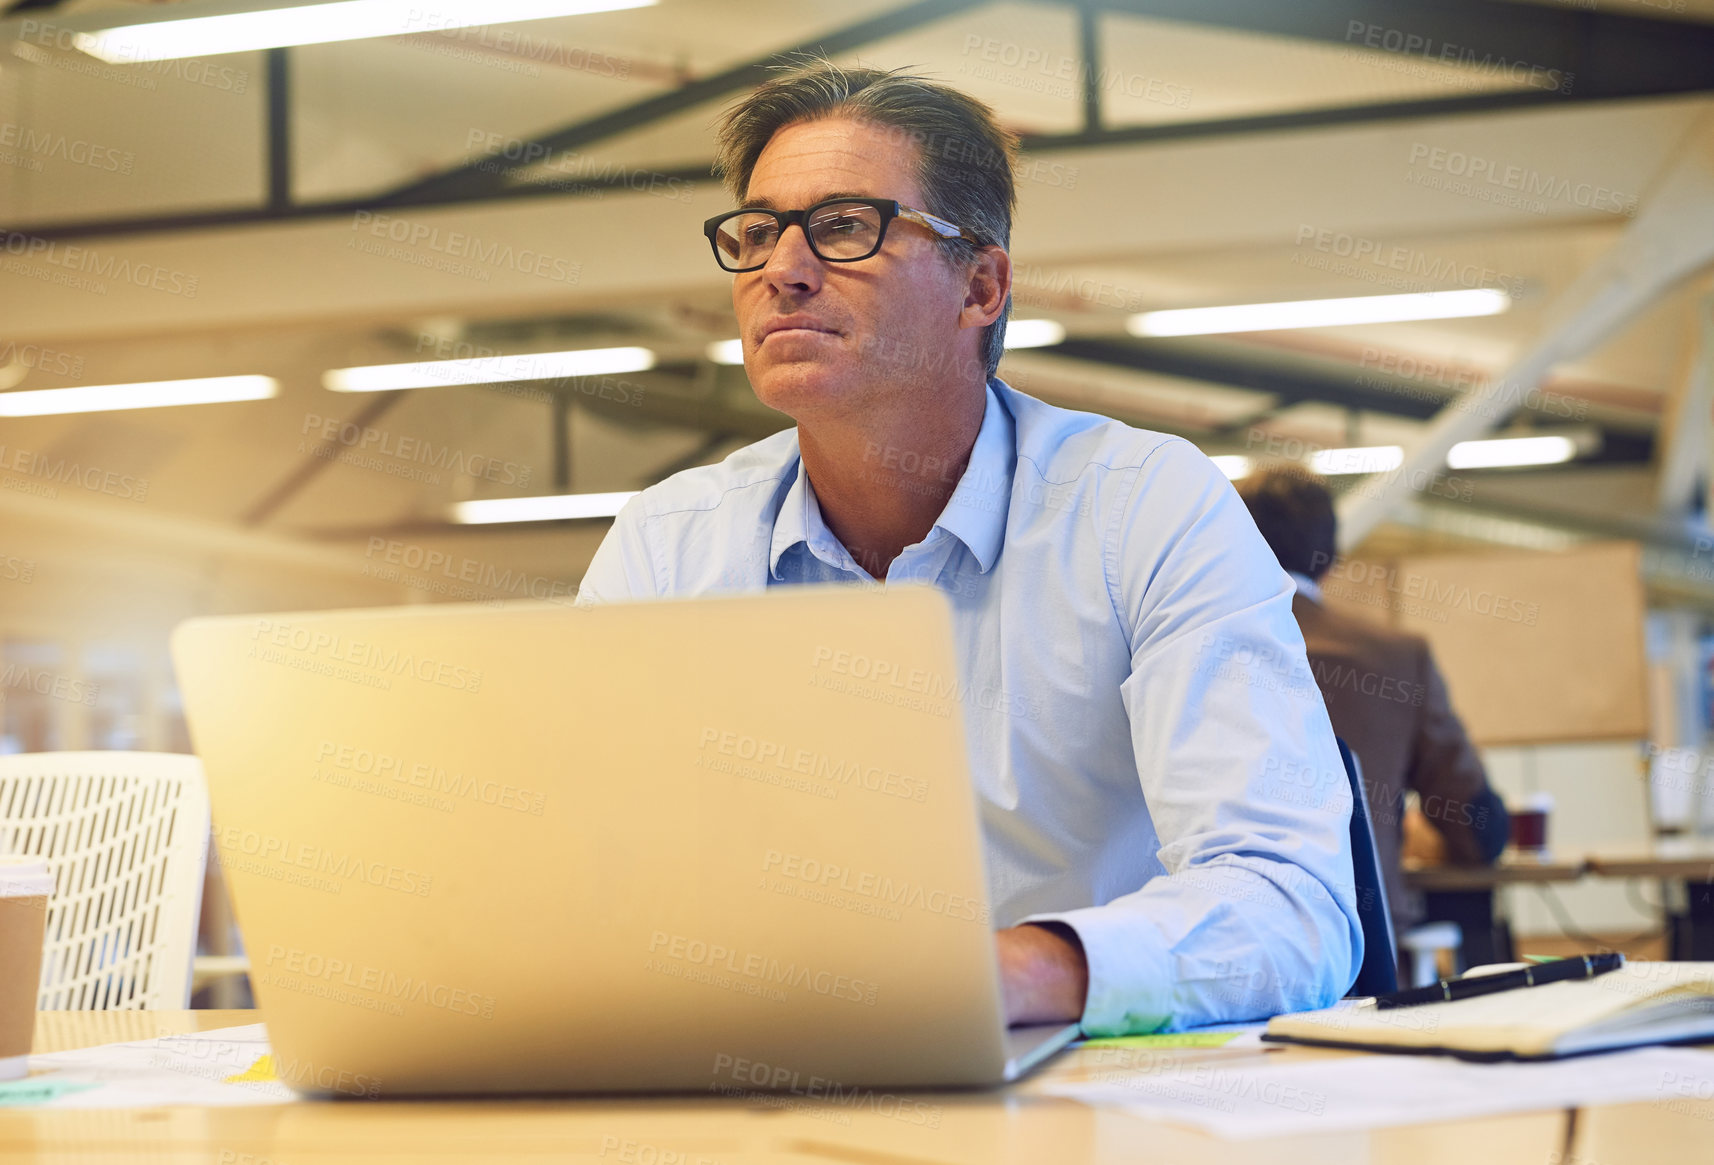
[1338,738,1398,997]
[0,752,210,1010]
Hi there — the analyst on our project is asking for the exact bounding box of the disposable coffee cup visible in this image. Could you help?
[0,855,52,1081]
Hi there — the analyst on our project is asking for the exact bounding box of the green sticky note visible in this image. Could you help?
[1080,1031,1241,1050]
[0,1076,101,1106]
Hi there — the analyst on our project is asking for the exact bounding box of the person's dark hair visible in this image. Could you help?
[1235,466,1339,579]
[714,57,1016,378]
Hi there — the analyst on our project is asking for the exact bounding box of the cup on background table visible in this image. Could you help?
[1509,791,1555,855]
[0,855,52,1081]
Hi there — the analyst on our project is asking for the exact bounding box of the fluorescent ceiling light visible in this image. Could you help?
[1004,320,1066,349]
[0,375,277,416]
[75,0,655,63]
[1447,435,1577,470]
[1128,289,1509,337]
[707,339,744,365]
[324,347,654,392]
[1311,445,1404,476]
[451,491,637,524]
[1209,455,1252,480]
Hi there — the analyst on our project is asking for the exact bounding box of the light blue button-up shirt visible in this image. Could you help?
[578,379,1361,1035]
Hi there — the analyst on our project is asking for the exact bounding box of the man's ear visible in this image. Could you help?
[961,244,1011,330]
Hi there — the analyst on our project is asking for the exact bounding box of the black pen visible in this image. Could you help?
[1373,952,1625,1010]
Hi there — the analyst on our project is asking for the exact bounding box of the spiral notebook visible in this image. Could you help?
[1263,962,1714,1061]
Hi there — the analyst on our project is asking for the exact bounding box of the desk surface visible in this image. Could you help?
[1403,852,1587,891]
[1587,838,1714,880]
[5,1010,1711,1164]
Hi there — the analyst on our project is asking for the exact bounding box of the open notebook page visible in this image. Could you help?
[1266,962,1714,1057]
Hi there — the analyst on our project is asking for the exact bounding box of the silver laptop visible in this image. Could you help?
[171,586,1079,1096]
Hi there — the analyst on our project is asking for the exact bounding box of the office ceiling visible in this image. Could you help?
[2,0,1714,607]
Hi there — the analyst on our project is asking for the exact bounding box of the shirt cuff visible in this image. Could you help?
[1020,905,1173,1038]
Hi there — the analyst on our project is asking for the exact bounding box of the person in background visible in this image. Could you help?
[1236,466,1509,945]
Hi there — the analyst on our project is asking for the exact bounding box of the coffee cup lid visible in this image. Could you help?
[0,855,53,899]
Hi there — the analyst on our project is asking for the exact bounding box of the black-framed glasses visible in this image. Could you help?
[702,198,979,273]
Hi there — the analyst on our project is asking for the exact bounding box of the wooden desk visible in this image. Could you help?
[1568,1091,1714,1165]
[1403,854,1588,892]
[1,1011,1582,1164]
[1587,838,1714,881]
[1404,854,1588,968]
[1589,840,1714,959]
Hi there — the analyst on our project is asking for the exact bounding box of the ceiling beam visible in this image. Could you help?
[1017,91,1610,153]
[376,0,989,208]
[240,391,405,528]
[16,0,1714,241]
[1054,336,1467,421]
[3,0,987,241]
[1,97,1691,341]
[20,90,1710,243]
[1090,0,1714,95]
[1338,115,1714,548]
[1047,336,1653,464]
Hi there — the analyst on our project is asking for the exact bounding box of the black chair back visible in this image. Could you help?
[1338,738,1398,997]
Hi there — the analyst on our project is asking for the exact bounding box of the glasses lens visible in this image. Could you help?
[714,211,781,270]
[807,201,883,260]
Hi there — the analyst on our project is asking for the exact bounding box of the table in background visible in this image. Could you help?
[1405,853,1588,968]
[1588,839,1714,960]
[0,1010,1582,1165]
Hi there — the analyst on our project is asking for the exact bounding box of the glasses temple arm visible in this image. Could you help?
[898,207,979,243]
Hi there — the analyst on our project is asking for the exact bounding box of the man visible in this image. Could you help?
[1236,467,1509,943]
[579,61,1360,1035]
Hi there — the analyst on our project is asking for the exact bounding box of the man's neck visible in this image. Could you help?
[798,382,987,580]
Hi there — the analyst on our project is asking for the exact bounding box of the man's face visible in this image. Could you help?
[732,117,983,426]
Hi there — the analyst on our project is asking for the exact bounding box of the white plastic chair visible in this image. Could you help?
[0,752,209,1010]
[1401,921,1463,987]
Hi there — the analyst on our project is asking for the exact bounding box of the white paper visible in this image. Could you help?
[16,1024,295,1109]
[1038,1046,1714,1139]
[1217,1028,1268,1050]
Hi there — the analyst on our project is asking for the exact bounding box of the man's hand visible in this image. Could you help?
[995,923,1088,1026]
[1402,806,1449,865]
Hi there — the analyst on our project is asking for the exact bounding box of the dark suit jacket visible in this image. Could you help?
[1293,592,1504,932]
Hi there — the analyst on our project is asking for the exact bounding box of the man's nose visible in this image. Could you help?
[761,223,823,293]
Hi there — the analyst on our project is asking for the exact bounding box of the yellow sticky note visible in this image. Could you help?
[224,1054,278,1085]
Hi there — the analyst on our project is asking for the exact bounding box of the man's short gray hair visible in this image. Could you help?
[715,59,1017,380]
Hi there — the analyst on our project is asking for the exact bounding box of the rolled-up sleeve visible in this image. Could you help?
[1027,440,1362,1035]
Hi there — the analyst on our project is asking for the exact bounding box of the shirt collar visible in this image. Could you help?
[1289,571,1322,603]
[768,380,1014,580]
[933,380,1013,574]
[769,458,855,579]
